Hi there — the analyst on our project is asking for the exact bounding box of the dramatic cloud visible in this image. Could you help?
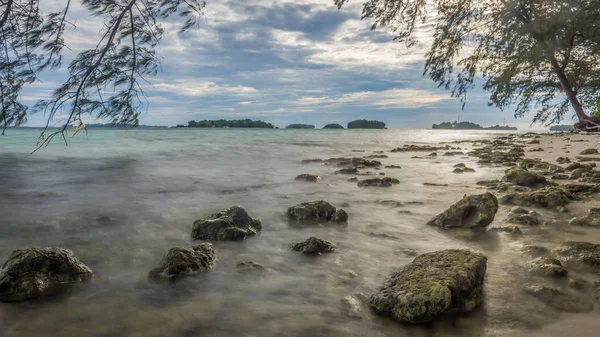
[23,0,541,129]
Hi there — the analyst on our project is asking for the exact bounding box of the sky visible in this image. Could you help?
[22,0,568,129]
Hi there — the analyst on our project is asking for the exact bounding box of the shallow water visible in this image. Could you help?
[0,129,599,337]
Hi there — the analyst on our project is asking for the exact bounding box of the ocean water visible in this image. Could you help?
[0,129,594,337]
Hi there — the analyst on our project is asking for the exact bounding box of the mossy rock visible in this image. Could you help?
[525,258,568,278]
[369,249,487,323]
[427,192,498,229]
[290,237,335,254]
[287,200,347,224]
[192,206,262,241]
[149,243,216,280]
[555,241,600,272]
[499,186,572,208]
[0,247,93,302]
[569,208,600,227]
[504,167,546,186]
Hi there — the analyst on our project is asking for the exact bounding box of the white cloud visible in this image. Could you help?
[152,80,258,97]
[295,88,450,109]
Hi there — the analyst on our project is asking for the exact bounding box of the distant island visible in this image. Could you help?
[347,120,386,129]
[549,124,574,132]
[185,119,274,128]
[323,123,344,129]
[432,121,517,130]
[286,124,315,129]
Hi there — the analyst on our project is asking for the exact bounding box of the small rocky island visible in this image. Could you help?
[432,121,517,130]
[347,119,386,129]
[285,124,315,129]
[323,123,344,129]
[184,119,275,128]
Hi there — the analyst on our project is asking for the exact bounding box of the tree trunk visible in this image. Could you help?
[552,66,588,122]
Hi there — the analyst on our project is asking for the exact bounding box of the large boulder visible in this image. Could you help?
[192,206,262,241]
[290,237,336,254]
[504,167,546,186]
[426,192,499,229]
[369,249,487,323]
[569,208,600,227]
[554,241,600,272]
[287,200,348,224]
[0,247,93,302]
[149,243,216,280]
[499,186,572,208]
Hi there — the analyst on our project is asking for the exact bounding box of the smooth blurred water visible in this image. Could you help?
[0,128,593,337]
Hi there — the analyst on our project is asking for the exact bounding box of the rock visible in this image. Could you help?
[507,210,540,226]
[357,177,400,187]
[569,208,600,226]
[522,283,593,312]
[365,154,388,159]
[593,280,600,304]
[488,226,522,235]
[347,177,358,182]
[424,182,448,187]
[520,159,565,174]
[287,200,347,224]
[295,174,320,182]
[527,139,540,144]
[499,186,572,208]
[428,152,437,156]
[301,158,323,164]
[551,173,570,180]
[329,157,382,168]
[385,165,402,169]
[192,206,262,241]
[149,243,216,280]
[510,207,529,214]
[463,167,476,172]
[454,163,466,168]
[476,179,501,186]
[369,232,400,239]
[556,157,571,164]
[335,167,359,175]
[369,249,487,323]
[453,168,464,173]
[426,192,499,229]
[565,162,587,171]
[580,148,599,155]
[236,261,266,273]
[525,258,568,278]
[521,245,550,258]
[290,237,336,254]
[504,167,546,186]
[568,278,590,291]
[0,247,93,302]
[391,145,452,152]
[400,248,419,256]
[555,241,600,272]
[331,209,348,223]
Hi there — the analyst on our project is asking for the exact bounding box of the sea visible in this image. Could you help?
[0,128,596,337]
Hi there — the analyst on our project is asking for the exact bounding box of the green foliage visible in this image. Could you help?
[1,0,205,145]
[285,124,315,129]
[336,0,600,123]
[323,123,344,129]
[347,119,386,129]
[187,119,275,128]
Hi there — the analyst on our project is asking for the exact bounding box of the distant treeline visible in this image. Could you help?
[85,123,168,129]
[185,119,275,128]
[286,124,315,129]
[323,123,344,129]
[432,121,517,130]
[347,120,386,129]
[549,125,574,131]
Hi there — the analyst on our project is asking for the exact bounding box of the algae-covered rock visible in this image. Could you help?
[488,226,522,235]
[295,174,320,182]
[357,177,399,187]
[335,167,359,175]
[369,249,487,323]
[0,247,93,302]
[192,206,262,241]
[507,209,540,226]
[521,245,550,258]
[555,241,600,272]
[499,186,572,208]
[236,261,267,273]
[580,148,599,155]
[426,192,498,229]
[593,280,600,304]
[569,208,600,227]
[522,283,593,312]
[290,237,335,254]
[149,243,216,280]
[504,167,546,186]
[287,200,347,224]
[526,258,568,278]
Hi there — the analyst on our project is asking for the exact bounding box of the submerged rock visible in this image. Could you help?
[385,165,402,169]
[357,177,399,187]
[526,258,568,278]
[426,192,499,229]
[0,247,93,302]
[500,186,572,208]
[507,209,540,226]
[290,237,335,254]
[369,249,487,323]
[504,167,546,186]
[335,167,359,175]
[488,226,522,235]
[295,174,320,182]
[149,243,216,280]
[569,208,600,227]
[192,206,262,241]
[522,283,593,312]
[236,261,267,273]
[287,200,347,224]
[580,148,599,155]
[521,245,551,258]
[555,241,600,272]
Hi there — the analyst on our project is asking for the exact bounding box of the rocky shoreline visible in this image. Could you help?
[1,132,600,332]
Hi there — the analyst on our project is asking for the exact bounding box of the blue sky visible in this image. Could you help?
[23,0,567,129]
